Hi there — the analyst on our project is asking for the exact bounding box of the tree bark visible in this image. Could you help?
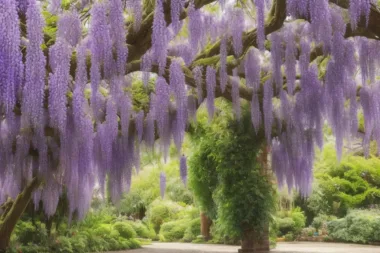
[239,226,270,253]
[200,212,211,240]
[0,177,41,252]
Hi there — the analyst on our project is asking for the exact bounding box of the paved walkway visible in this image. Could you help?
[123,242,380,253]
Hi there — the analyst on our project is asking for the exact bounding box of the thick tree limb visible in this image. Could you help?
[0,178,42,250]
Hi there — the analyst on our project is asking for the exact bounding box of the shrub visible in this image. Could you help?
[183,218,201,242]
[159,219,190,242]
[327,209,380,244]
[15,221,48,245]
[69,235,87,253]
[284,232,295,241]
[277,217,295,236]
[113,222,137,239]
[147,200,183,233]
[50,236,73,253]
[127,221,155,239]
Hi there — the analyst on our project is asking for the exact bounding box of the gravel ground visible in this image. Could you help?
[106,242,380,253]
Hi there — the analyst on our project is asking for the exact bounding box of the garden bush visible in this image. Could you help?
[183,218,201,242]
[327,209,380,244]
[50,236,73,253]
[159,219,190,242]
[147,200,184,233]
[15,221,48,245]
[113,222,137,239]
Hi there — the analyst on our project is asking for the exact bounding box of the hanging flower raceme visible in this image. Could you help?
[48,0,61,14]
[206,66,216,121]
[349,0,371,30]
[180,155,187,186]
[193,66,204,104]
[57,11,82,47]
[284,27,296,95]
[170,60,187,152]
[48,38,72,133]
[119,94,132,138]
[244,48,261,92]
[171,0,185,34]
[188,1,203,53]
[0,0,23,113]
[135,110,145,143]
[130,0,142,31]
[109,0,128,76]
[22,0,46,128]
[141,52,153,87]
[152,0,168,75]
[155,77,171,160]
[254,0,265,50]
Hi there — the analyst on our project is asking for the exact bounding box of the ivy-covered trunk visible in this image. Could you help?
[0,178,41,252]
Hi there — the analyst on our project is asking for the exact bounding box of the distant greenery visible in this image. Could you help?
[6,207,143,253]
[327,209,380,244]
[308,144,380,217]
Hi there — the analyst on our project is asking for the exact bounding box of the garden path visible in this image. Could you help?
[109,242,380,253]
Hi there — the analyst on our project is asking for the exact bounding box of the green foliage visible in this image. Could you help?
[126,220,156,239]
[183,218,201,242]
[147,200,184,233]
[276,208,306,237]
[284,232,295,241]
[15,221,48,245]
[159,219,190,241]
[327,209,380,244]
[309,144,380,217]
[113,222,137,239]
[50,236,73,253]
[189,104,276,237]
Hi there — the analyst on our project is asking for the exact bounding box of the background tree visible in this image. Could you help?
[2,0,380,251]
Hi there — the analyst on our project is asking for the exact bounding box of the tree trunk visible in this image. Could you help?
[200,212,211,240]
[239,229,255,253]
[239,226,270,253]
[0,178,41,252]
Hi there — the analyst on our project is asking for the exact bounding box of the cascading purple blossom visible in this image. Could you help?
[152,0,168,75]
[0,0,23,113]
[171,0,185,34]
[231,8,244,56]
[48,38,72,133]
[155,77,171,160]
[206,66,216,121]
[180,155,187,186]
[170,60,187,152]
[135,110,145,143]
[244,48,260,92]
[109,0,128,76]
[22,0,46,128]
[188,1,203,53]
[57,11,82,47]
[193,66,204,104]
[254,0,265,50]
[284,27,296,95]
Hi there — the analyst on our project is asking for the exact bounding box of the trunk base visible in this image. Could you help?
[238,249,255,253]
